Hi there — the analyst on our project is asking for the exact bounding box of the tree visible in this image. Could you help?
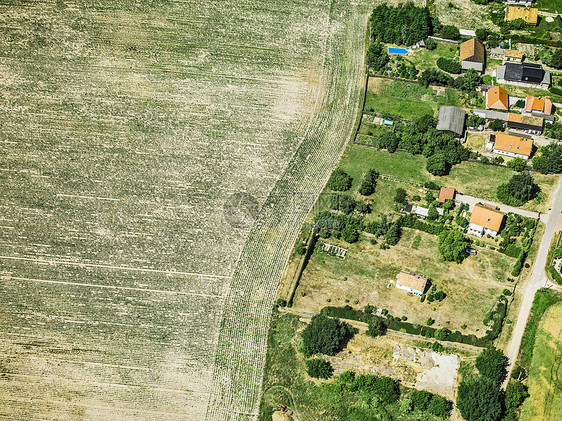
[455,69,482,92]
[372,376,400,404]
[438,229,470,263]
[510,18,526,30]
[425,37,437,50]
[456,377,502,421]
[440,25,460,40]
[507,157,527,172]
[427,395,452,418]
[437,57,461,74]
[366,41,389,72]
[355,201,371,214]
[550,48,562,69]
[467,114,485,128]
[329,194,356,214]
[504,381,529,411]
[489,119,505,132]
[306,358,333,379]
[327,168,352,191]
[497,172,539,206]
[493,156,504,165]
[419,69,453,87]
[359,169,379,196]
[385,222,401,246]
[410,390,433,410]
[300,315,352,357]
[394,188,407,204]
[475,28,489,41]
[367,317,387,337]
[443,199,454,211]
[532,154,550,174]
[427,205,439,221]
[532,143,562,174]
[427,153,448,176]
[475,347,507,384]
[514,99,525,108]
[341,224,360,244]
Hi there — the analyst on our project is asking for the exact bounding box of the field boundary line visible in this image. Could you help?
[0,255,232,279]
[56,193,120,202]
[7,276,225,298]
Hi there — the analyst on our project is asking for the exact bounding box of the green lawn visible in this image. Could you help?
[537,0,562,14]
[364,78,460,120]
[406,41,458,72]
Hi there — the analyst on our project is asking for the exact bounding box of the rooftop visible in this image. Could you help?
[436,106,466,136]
[470,204,505,232]
[396,271,428,293]
[493,132,533,157]
[438,187,456,203]
[487,86,509,110]
[503,62,545,83]
[508,113,544,128]
[525,96,553,114]
[505,49,524,59]
[460,38,485,63]
[505,6,538,24]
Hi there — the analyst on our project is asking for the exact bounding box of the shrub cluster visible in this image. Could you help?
[358,169,379,196]
[300,314,352,357]
[369,3,433,46]
[326,168,352,191]
[436,57,461,74]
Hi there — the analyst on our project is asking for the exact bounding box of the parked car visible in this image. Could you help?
[466,248,477,256]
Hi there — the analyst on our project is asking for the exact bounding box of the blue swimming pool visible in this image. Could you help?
[388,47,408,55]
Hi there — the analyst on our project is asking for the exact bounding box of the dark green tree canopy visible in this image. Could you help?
[327,168,352,191]
[305,358,333,379]
[367,317,387,337]
[300,315,352,357]
[475,347,507,384]
[440,25,460,40]
[437,229,470,263]
[369,3,433,46]
[366,41,389,72]
[456,377,502,421]
[427,153,449,176]
[358,169,379,196]
[497,172,539,206]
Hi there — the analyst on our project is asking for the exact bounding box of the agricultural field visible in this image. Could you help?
[520,301,562,421]
[292,229,513,335]
[0,0,372,419]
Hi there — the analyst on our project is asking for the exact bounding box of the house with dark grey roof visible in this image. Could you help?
[496,63,551,88]
[436,106,466,138]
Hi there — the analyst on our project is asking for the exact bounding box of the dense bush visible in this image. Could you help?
[398,213,448,236]
[532,143,562,174]
[419,68,454,87]
[504,381,528,412]
[497,172,539,206]
[424,181,440,190]
[394,187,407,204]
[327,168,352,191]
[350,374,400,404]
[475,347,507,384]
[366,41,390,72]
[329,194,356,215]
[314,210,363,243]
[457,377,502,421]
[300,314,352,357]
[453,69,482,92]
[438,229,470,263]
[367,317,387,337]
[545,122,562,140]
[425,37,437,50]
[358,169,379,196]
[507,157,527,172]
[385,222,402,246]
[369,3,433,46]
[440,25,460,40]
[427,153,449,176]
[489,119,505,132]
[437,57,461,74]
[305,358,333,379]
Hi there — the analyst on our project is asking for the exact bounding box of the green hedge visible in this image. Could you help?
[436,57,461,74]
[549,86,562,96]
[321,305,491,347]
[547,265,562,284]
[397,214,448,236]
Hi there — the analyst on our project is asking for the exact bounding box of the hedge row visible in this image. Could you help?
[321,305,493,347]
[397,213,449,236]
[502,243,523,259]
[547,265,562,284]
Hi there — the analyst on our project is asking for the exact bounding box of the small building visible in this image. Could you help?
[468,204,505,237]
[525,96,553,115]
[504,49,524,63]
[497,63,551,88]
[396,271,428,296]
[412,206,444,219]
[505,6,538,26]
[506,0,535,5]
[487,86,509,110]
[490,48,505,59]
[492,132,533,159]
[438,187,456,203]
[436,106,466,138]
[474,108,509,122]
[507,113,544,133]
[460,38,486,73]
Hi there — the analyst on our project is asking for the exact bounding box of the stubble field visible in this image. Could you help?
[0,0,372,419]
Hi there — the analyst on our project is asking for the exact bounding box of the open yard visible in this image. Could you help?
[292,228,513,335]
[340,144,559,213]
[406,40,458,72]
[0,0,372,419]
[520,301,562,421]
[364,77,461,120]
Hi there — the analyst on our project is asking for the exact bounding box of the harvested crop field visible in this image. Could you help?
[0,0,371,419]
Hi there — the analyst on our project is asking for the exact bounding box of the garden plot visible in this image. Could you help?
[0,0,370,419]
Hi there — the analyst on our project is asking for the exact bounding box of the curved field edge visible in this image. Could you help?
[204,3,370,420]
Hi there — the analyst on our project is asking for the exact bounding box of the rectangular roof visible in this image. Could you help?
[436,106,466,136]
[438,187,456,203]
[504,62,544,83]
[469,204,505,232]
[460,38,485,63]
[505,49,524,59]
[397,271,428,293]
[493,132,533,157]
[487,86,509,110]
[508,113,544,128]
[505,6,538,24]
[525,96,553,114]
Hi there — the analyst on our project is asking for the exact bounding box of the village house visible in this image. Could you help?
[525,96,553,115]
[436,106,466,138]
[505,5,538,26]
[496,62,551,88]
[438,187,456,203]
[491,132,533,160]
[486,86,509,110]
[412,205,444,219]
[504,49,524,63]
[460,38,486,73]
[507,113,544,133]
[468,204,505,237]
[395,271,429,296]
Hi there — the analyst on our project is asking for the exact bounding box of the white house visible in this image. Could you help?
[467,204,505,237]
[396,271,429,296]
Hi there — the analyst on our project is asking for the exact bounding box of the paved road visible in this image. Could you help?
[502,175,562,388]
[455,194,543,221]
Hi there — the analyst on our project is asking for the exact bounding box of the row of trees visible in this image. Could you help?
[419,68,482,92]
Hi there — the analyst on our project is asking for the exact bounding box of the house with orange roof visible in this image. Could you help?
[396,271,428,296]
[492,132,533,160]
[507,113,543,133]
[468,204,505,237]
[525,96,553,115]
[487,86,509,110]
[460,38,485,73]
[438,187,456,203]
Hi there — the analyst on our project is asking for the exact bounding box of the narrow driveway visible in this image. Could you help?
[455,193,543,221]
[502,176,562,388]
